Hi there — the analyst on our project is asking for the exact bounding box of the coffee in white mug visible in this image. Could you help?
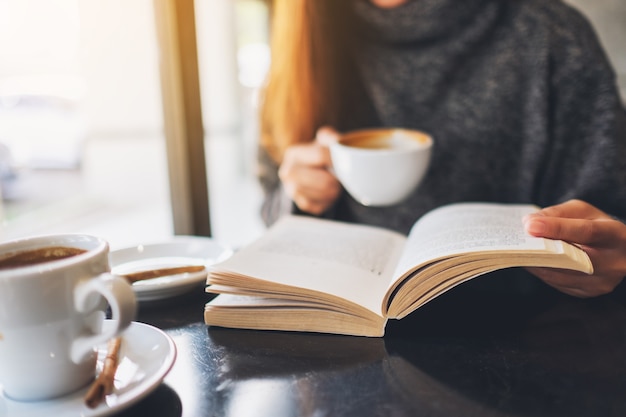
[329,128,433,206]
[0,234,137,401]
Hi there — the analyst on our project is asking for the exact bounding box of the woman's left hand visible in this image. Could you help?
[523,199,626,297]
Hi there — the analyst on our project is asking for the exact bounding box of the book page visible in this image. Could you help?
[213,216,407,316]
[392,203,545,279]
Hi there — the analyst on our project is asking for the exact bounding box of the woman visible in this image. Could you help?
[257,0,626,297]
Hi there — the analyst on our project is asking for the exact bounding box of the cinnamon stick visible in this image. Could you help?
[84,336,122,408]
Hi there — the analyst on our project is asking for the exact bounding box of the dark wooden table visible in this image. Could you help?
[116,271,626,417]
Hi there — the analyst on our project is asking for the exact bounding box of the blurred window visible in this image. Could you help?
[0,0,270,249]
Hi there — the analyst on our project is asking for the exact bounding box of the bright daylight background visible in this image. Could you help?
[0,0,623,251]
[0,0,269,250]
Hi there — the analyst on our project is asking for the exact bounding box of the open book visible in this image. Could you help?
[204,203,593,337]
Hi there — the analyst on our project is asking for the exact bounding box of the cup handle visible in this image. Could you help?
[70,273,137,363]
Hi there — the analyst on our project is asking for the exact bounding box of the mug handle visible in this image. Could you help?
[70,273,137,363]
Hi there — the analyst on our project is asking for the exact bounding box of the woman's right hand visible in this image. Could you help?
[278,126,342,215]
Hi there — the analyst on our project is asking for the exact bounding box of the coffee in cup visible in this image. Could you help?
[0,234,137,402]
[0,246,86,269]
[329,128,433,206]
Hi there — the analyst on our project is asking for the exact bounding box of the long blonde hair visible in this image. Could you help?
[259,0,354,163]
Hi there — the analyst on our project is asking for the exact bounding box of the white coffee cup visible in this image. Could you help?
[329,128,433,206]
[0,234,137,402]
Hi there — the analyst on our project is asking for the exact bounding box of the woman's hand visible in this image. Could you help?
[523,199,626,297]
[278,126,342,215]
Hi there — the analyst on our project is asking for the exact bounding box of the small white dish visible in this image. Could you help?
[110,236,233,301]
[0,320,177,417]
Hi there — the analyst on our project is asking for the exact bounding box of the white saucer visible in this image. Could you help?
[0,320,176,417]
[110,236,233,301]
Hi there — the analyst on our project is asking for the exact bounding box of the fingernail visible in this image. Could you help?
[525,218,546,235]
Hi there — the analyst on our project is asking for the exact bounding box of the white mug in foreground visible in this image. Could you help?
[329,128,433,206]
[0,234,137,402]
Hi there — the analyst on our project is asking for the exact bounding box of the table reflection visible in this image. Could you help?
[124,272,626,417]
[114,384,181,417]
[207,328,387,417]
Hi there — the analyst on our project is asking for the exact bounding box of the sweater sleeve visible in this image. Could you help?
[257,144,348,226]
[537,5,626,220]
[256,145,294,227]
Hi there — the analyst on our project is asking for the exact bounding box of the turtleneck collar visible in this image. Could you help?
[352,0,494,43]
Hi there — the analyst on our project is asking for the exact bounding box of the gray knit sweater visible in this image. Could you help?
[258,0,626,235]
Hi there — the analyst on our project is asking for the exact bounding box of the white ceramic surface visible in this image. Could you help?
[110,236,234,301]
[0,320,176,417]
[329,128,433,206]
[0,235,137,401]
